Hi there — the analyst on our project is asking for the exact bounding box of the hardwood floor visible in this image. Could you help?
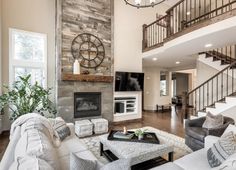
[112,109,185,138]
[0,109,184,160]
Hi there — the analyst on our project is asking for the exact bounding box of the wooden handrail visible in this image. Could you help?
[166,0,184,13]
[184,1,236,26]
[188,61,236,96]
[144,15,168,28]
[143,0,236,51]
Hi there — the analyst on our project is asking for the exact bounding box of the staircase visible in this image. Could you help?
[142,0,236,52]
[183,45,236,120]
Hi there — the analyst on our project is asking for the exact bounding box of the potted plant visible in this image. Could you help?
[0,75,57,120]
[135,129,147,140]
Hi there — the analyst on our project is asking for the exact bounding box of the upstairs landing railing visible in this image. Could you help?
[143,0,236,51]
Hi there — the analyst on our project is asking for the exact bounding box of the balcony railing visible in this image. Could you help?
[143,0,236,51]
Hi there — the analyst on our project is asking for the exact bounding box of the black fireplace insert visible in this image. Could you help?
[74,92,101,118]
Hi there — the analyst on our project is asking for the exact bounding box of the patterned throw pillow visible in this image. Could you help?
[202,112,223,129]
[207,131,236,168]
[50,117,71,141]
[70,152,131,170]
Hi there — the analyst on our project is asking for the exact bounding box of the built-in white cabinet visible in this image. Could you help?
[113,92,142,122]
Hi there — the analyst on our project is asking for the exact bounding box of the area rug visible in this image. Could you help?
[80,126,192,164]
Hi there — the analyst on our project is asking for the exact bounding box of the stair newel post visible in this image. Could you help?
[182,92,189,122]
[142,24,148,51]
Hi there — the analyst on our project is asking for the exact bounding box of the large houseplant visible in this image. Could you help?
[0,75,57,120]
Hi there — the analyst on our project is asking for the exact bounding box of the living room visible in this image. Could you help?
[1,0,236,170]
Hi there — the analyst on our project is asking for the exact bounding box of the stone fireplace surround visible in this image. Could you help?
[56,0,114,123]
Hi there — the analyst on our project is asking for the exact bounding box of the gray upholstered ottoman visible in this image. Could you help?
[75,119,93,137]
[91,118,108,134]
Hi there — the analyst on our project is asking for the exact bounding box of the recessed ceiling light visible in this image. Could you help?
[152,58,157,61]
[186,11,191,15]
[205,43,213,48]
[176,61,180,64]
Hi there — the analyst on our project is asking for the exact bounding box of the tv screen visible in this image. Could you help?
[115,72,144,91]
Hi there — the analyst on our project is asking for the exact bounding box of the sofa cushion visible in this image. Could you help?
[186,127,208,142]
[57,135,88,158]
[174,149,211,170]
[202,112,223,129]
[59,150,99,170]
[14,129,59,169]
[207,131,236,168]
[9,156,54,170]
[50,117,71,141]
[69,152,130,170]
[70,152,97,170]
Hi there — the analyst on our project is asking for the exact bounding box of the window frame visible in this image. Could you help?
[9,28,47,87]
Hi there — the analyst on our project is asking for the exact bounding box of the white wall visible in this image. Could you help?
[1,0,56,130]
[143,67,172,110]
[114,1,169,72]
[196,60,219,86]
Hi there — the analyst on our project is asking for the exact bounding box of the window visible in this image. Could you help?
[9,29,47,87]
[160,71,169,96]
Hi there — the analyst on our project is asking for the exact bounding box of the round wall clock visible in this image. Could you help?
[71,33,105,69]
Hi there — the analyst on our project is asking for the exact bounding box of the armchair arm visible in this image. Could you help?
[207,122,231,137]
[185,117,206,128]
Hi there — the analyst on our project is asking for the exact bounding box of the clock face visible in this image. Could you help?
[71,33,105,69]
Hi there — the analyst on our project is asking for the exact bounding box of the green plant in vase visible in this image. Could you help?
[0,75,57,120]
[135,129,147,140]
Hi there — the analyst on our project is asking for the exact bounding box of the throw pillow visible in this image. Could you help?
[202,112,223,129]
[100,159,131,170]
[70,152,131,170]
[223,124,236,136]
[50,117,71,141]
[214,152,236,170]
[9,156,54,170]
[207,131,236,168]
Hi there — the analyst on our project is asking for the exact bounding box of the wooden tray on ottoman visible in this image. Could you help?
[107,130,160,144]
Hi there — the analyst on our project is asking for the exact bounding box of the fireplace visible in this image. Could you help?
[74,92,101,118]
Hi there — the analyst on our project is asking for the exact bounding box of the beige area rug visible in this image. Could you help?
[80,126,192,164]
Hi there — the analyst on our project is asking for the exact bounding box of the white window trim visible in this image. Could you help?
[9,28,47,87]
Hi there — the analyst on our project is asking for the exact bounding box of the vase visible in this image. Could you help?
[73,59,80,74]
[138,134,143,140]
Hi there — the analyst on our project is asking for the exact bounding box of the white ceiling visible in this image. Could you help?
[143,16,236,69]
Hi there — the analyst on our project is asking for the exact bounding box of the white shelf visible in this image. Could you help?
[114,112,137,117]
[113,92,142,122]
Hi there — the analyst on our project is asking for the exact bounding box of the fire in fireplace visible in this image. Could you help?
[74,92,101,118]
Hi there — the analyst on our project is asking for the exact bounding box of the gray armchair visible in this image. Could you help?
[185,116,234,151]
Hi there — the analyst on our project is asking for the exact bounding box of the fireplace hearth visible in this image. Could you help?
[74,92,101,118]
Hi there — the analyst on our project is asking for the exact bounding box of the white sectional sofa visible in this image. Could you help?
[153,135,236,170]
[1,114,235,170]
[0,122,101,170]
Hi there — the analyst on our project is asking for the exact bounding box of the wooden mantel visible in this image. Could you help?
[62,73,113,83]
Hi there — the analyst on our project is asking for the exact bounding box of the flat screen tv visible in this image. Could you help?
[115,72,144,91]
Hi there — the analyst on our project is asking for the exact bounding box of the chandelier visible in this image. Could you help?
[124,0,166,8]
